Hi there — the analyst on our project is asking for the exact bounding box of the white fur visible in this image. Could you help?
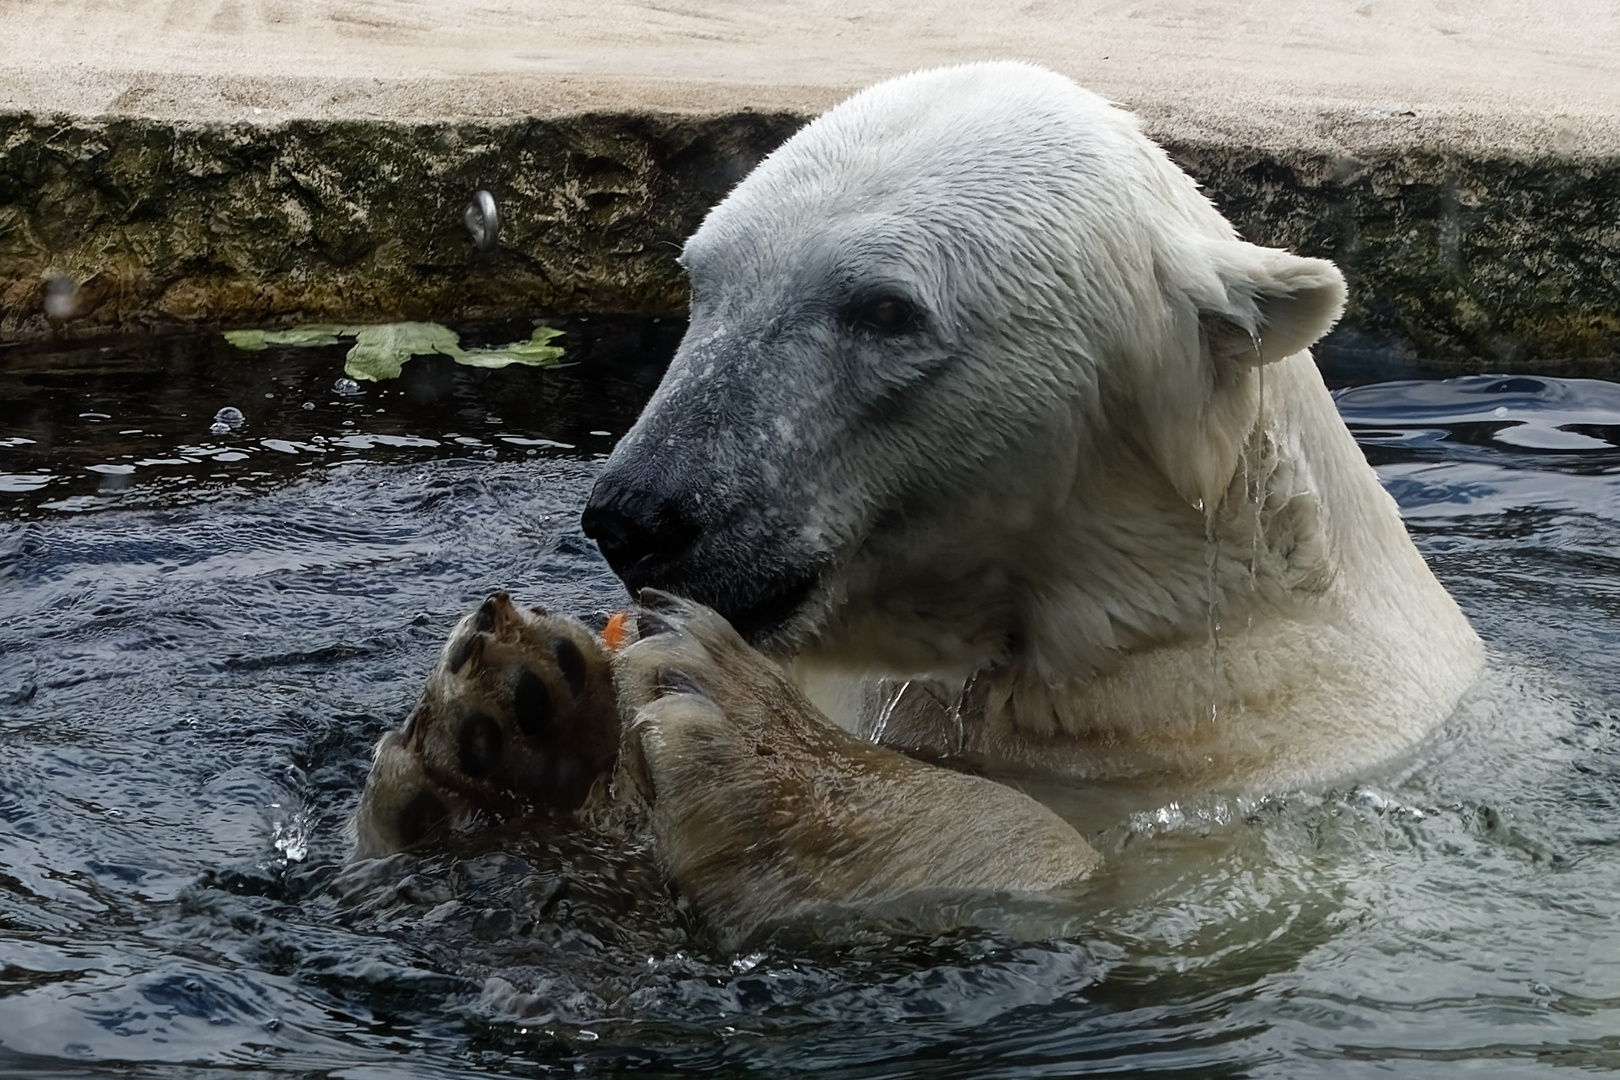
[611,62,1484,793]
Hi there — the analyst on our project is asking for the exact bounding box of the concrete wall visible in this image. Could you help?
[0,112,800,338]
[5,111,1617,370]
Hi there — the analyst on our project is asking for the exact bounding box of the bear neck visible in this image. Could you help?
[791,353,1481,789]
[972,352,1482,788]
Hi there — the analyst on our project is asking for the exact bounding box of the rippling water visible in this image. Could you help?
[2,328,1619,1077]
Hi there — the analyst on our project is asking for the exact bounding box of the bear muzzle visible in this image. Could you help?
[581,473,827,648]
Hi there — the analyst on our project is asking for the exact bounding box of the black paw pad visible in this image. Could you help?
[397,790,449,848]
[458,712,504,778]
[554,638,588,695]
[544,754,593,810]
[513,669,553,738]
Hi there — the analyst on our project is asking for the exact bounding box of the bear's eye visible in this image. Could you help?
[553,638,587,696]
[846,294,920,335]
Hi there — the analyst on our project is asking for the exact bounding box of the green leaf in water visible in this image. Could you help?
[222,321,566,380]
[452,326,566,369]
[343,322,463,381]
[222,325,352,351]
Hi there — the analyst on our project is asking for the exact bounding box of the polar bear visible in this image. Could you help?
[355,62,1484,948]
[581,61,1484,793]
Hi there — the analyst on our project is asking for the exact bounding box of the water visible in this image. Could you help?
[2,328,1620,1077]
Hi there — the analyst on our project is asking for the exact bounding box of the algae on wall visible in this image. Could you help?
[0,111,801,338]
[1,109,1617,371]
[1171,142,1620,370]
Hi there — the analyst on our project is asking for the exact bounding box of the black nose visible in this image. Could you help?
[580,483,703,588]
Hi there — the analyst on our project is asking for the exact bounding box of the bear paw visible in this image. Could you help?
[616,589,1102,949]
[352,592,620,859]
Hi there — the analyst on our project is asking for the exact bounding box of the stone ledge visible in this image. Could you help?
[5,109,1617,371]
[0,111,803,339]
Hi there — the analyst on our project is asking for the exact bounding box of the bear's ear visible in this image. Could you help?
[1142,242,1346,514]
[1196,243,1347,369]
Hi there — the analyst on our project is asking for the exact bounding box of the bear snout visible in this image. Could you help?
[580,476,704,591]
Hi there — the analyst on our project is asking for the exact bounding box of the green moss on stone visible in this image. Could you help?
[2,111,1617,371]
[0,111,801,338]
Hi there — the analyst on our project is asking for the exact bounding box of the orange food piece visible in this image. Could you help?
[603,611,632,653]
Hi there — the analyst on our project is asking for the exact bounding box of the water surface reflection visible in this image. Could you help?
[1,335,1617,1076]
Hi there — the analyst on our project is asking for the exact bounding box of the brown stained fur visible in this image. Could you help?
[618,591,1101,951]
[351,593,620,859]
[353,589,1100,949]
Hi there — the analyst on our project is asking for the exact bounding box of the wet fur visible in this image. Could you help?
[586,62,1484,790]
[620,592,1098,949]
[352,594,620,860]
[352,592,1098,950]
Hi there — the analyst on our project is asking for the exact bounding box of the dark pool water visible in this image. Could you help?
[2,325,1620,1078]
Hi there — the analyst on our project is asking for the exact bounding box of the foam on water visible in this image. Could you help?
[2,338,1619,1077]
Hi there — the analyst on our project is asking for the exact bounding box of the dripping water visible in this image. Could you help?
[869,678,912,744]
[1250,351,1267,590]
[1202,497,1222,725]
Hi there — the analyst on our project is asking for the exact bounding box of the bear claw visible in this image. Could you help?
[654,667,707,699]
[637,588,684,614]
[636,610,677,638]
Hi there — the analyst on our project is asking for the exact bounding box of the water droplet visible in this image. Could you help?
[213,406,245,428]
[482,448,498,458]
[464,190,500,251]
[333,377,362,396]
[209,421,231,435]
[302,402,315,411]
[44,275,81,320]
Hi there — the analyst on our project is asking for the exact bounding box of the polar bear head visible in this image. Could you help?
[582,62,1345,679]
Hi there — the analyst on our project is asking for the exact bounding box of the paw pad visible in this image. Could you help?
[353,593,622,857]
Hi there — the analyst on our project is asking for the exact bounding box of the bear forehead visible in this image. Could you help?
[779,66,1138,194]
[683,63,1200,277]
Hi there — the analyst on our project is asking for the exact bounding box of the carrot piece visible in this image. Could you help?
[603,611,632,653]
